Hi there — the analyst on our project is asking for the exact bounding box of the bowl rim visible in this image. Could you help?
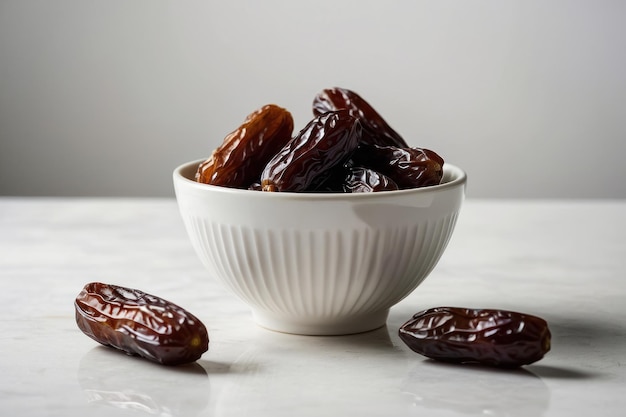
[173,158,466,201]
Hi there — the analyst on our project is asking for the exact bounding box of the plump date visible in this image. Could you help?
[312,87,408,148]
[351,144,444,189]
[399,307,551,367]
[75,282,209,366]
[260,110,361,192]
[196,104,294,188]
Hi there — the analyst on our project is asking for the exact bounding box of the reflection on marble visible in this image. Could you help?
[78,347,211,416]
[402,361,550,416]
[215,326,413,417]
[2,199,626,417]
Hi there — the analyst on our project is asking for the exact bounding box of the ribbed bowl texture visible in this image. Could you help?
[174,159,466,335]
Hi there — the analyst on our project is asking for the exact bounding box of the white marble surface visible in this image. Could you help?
[1,197,625,417]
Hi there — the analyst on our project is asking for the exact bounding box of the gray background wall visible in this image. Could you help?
[1,0,625,198]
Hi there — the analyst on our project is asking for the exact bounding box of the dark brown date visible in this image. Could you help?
[196,104,294,188]
[312,87,409,148]
[399,307,551,368]
[75,282,209,366]
[351,144,444,189]
[260,110,362,192]
[342,166,399,193]
[299,161,350,193]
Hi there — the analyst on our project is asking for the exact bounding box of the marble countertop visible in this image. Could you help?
[1,197,625,417]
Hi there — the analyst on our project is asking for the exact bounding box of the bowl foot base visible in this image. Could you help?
[251,309,390,336]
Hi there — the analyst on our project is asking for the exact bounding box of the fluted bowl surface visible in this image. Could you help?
[173,159,466,335]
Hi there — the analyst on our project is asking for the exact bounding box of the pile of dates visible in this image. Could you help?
[196,87,444,193]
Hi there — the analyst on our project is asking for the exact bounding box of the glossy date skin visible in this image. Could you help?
[399,307,551,367]
[344,167,398,193]
[339,166,399,193]
[309,164,398,193]
[351,144,444,189]
[260,110,362,192]
[75,282,209,366]
[312,87,409,148]
[196,104,294,188]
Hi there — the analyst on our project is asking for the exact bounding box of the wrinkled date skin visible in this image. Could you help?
[351,144,444,189]
[342,166,399,193]
[196,104,294,188]
[399,307,551,367]
[310,164,398,193]
[260,110,362,192]
[312,87,409,148]
[75,282,209,366]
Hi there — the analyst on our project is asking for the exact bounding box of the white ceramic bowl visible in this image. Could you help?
[173,159,466,335]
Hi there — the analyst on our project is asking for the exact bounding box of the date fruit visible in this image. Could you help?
[305,164,397,193]
[351,144,444,189]
[342,166,399,193]
[399,307,551,367]
[193,87,447,194]
[196,104,294,188]
[260,110,362,192]
[75,282,209,366]
[312,87,409,148]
